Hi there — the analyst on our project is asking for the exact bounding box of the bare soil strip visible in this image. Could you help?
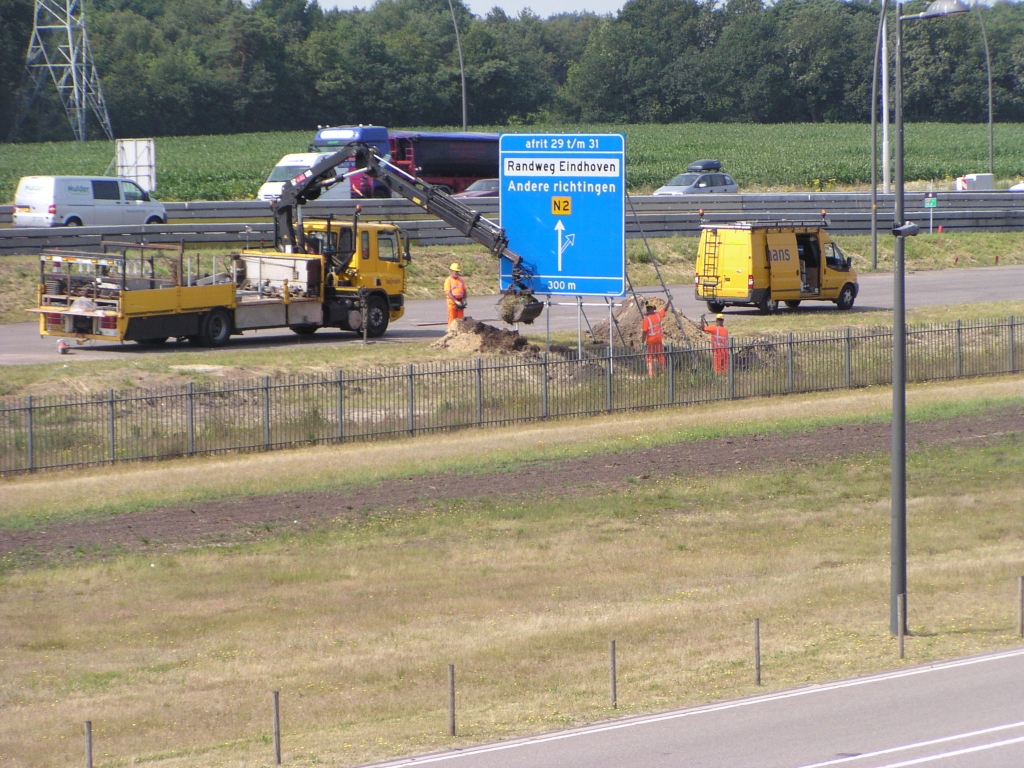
[2,407,1021,562]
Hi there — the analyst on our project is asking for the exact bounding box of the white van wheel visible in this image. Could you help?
[65,217,82,227]
[145,216,164,225]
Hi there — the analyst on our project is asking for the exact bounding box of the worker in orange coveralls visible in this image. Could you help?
[701,312,729,374]
[642,302,667,377]
[444,262,467,327]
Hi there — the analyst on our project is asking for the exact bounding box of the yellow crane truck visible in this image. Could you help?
[30,144,540,347]
[694,220,858,314]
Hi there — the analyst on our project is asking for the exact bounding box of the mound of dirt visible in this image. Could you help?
[430,317,540,356]
[591,296,706,348]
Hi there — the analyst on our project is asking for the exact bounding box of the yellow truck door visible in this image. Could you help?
[764,232,801,299]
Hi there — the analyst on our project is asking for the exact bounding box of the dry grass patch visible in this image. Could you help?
[1,433,1023,767]
[2,376,1021,526]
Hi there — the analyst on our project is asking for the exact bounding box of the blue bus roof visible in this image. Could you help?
[311,125,389,150]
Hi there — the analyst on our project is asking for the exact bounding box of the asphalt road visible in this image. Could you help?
[372,648,1024,768]
[2,265,1021,365]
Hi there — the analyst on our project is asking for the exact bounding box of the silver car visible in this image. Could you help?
[653,171,738,195]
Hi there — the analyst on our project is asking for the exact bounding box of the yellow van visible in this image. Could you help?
[694,221,858,313]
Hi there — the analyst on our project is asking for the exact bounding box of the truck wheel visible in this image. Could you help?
[836,284,856,311]
[757,297,779,315]
[201,308,232,347]
[706,301,725,313]
[290,324,318,336]
[366,297,389,338]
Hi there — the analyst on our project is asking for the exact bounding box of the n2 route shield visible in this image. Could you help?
[499,134,625,297]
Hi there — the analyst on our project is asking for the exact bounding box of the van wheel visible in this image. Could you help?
[706,301,725,313]
[201,308,233,347]
[757,297,779,315]
[65,217,82,227]
[836,284,856,311]
[145,216,164,225]
[365,297,389,337]
[784,300,802,309]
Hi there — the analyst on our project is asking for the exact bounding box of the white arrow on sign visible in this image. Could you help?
[555,220,575,272]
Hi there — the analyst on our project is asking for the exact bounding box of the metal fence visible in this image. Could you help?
[1,316,1019,473]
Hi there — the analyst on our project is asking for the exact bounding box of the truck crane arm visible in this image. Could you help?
[272,143,534,294]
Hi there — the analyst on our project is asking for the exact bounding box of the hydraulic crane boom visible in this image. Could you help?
[273,143,534,292]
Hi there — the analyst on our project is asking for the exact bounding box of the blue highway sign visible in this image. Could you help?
[499,134,625,297]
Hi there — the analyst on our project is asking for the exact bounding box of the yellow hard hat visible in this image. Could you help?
[716,313,724,320]
[449,262,461,272]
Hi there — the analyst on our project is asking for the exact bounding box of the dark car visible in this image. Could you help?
[452,178,499,198]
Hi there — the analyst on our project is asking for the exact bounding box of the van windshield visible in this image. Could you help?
[267,165,311,183]
[666,173,700,187]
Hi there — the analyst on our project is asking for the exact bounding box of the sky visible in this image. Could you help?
[317,0,621,19]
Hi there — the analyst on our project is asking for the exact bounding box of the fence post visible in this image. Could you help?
[272,690,281,765]
[26,395,35,471]
[897,593,906,659]
[667,343,675,404]
[542,352,549,418]
[844,327,852,388]
[727,336,735,400]
[263,376,271,447]
[108,388,116,463]
[1009,317,1016,373]
[787,333,795,393]
[754,618,761,686]
[408,364,415,436]
[336,369,345,440]
[447,664,456,737]
[1017,575,1023,638]
[475,357,483,425]
[606,347,613,412]
[609,639,617,709]
[186,382,195,454]
[955,319,963,378]
[84,720,93,768]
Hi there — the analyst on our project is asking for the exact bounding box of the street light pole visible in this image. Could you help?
[446,0,468,132]
[892,0,908,637]
[891,0,969,638]
[974,1,994,175]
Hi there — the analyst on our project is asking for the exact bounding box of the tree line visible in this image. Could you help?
[2,0,1022,142]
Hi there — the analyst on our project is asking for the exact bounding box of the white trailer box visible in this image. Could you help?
[117,139,157,193]
[954,173,995,191]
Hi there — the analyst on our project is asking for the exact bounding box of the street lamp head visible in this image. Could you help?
[907,0,970,19]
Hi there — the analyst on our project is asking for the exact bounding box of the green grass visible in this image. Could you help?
[1,384,1023,767]
[5,123,1024,203]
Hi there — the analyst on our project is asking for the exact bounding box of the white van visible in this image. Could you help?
[257,153,353,202]
[12,176,167,228]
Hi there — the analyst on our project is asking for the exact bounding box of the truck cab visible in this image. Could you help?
[695,221,858,314]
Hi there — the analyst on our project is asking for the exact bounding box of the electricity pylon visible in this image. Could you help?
[10,0,114,142]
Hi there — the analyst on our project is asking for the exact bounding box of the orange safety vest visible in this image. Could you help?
[444,276,466,302]
[703,324,728,348]
[642,309,666,345]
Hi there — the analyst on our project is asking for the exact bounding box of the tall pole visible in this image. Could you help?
[882,13,892,193]
[871,1,887,271]
[974,1,993,175]
[446,0,468,131]
[891,0,908,638]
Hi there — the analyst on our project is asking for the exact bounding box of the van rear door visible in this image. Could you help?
[765,232,801,298]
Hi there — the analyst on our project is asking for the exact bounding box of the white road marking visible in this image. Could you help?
[869,733,1024,767]
[376,648,1024,766]
[795,720,1024,767]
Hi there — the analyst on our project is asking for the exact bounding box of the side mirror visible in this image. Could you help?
[403,242,411,262]
[142,192,151,202]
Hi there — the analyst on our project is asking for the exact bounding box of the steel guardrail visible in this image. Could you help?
[4,191,1024,253]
